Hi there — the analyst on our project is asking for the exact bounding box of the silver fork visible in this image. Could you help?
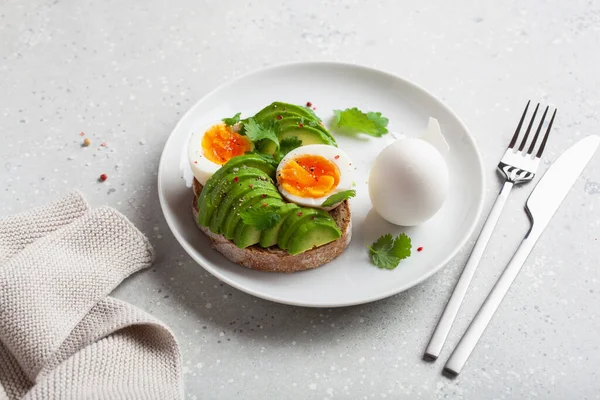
[424,101,557,361]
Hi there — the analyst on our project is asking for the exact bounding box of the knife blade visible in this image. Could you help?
[526,135,600,232]
[444,135,599,376]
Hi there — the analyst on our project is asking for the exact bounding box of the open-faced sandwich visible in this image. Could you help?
[188,102,354,273]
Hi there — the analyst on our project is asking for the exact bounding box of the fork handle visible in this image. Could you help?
[424,181,514,360]
[443,229,539,376]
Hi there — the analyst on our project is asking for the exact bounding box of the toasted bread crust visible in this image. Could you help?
[192,178,351,273]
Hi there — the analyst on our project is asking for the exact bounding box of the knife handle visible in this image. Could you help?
[424,181,514,360]
[443,227,540,376]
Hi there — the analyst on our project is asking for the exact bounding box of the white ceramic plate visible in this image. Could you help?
[158,62,484,308]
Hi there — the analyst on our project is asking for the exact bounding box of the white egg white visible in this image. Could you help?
[188,129,218,185]
[187,125,250,186]
[276,144,354,210]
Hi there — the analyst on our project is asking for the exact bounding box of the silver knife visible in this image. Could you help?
[444,135,600,377]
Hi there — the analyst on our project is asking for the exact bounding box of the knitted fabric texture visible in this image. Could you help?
[0,192,182,399]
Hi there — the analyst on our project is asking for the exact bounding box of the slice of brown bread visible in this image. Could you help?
[192,178,352,273]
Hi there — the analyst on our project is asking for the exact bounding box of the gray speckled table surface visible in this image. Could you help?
[2,1,599,398]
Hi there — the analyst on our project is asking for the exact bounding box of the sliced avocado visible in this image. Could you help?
[197,167,270,228]
[277,116,336,144]
[259,203,300,248]
[223,188,282,239]
[233,225,261,249]
[197,154,277,226]
[200,154,277,200]
[233,198,286,248]
[277,208,332,250]
[258,125,336,155]
[287,220,342,255]
[254,110,307,125]
[252,102,321,124]
[209,175,274,234]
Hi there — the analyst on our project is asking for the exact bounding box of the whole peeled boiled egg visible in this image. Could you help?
[188,123,253,185]
[276,144,353,210]
[369,132,449,226]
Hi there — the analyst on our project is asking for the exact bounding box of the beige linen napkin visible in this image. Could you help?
[0,191,182,399]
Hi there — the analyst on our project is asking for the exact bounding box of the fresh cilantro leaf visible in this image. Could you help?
[333,107,389,137]
[390,233,412,260]
[366,111,389,135]
[244,118,279,149]
[278,136,302,159]
[222,112,241,126]
[321,189,356,207]
[240,205,281,230]
[370,252,401,270]
[370,233,394,253]
[367,233,412,269]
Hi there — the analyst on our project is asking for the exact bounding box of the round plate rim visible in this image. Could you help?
[157,61,485,308]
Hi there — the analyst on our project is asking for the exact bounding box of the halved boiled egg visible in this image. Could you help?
[188,123,253,185]
[276,144,353,210]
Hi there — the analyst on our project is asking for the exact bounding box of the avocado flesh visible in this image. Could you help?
[198,168,270,228]
[258,126,336,155]
[209,175,274,234]
[259,203,299,248]
[277,208,331,250]
[197,154,276,226]
[233,197,286,248]
[287,220,342,255]
[252,102,321,124]
[233,225,262,249]
[199,154,276,203]
[223,188,282,240]
[277,116,336,144]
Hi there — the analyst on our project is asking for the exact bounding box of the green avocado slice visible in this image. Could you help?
[223,188,282,240]
[258,203,300,248]
[197,154,277,227]
[252,102,321,124]
[197,167,270,228]
[277,208,332,250]
[233,197,287,249]
[258,125,336,155]
[277,116,336,144]
[286,220,342,255]
[209,176,275,234]
[198,154,276,208]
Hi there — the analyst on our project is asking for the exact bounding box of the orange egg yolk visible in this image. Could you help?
[201,124,252,165]
[279,155,340,198]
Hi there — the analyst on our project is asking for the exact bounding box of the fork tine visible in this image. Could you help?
[535,108,557,158]
[527,106,549,155]
[518,103,540,152]
[508,101,530,149]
